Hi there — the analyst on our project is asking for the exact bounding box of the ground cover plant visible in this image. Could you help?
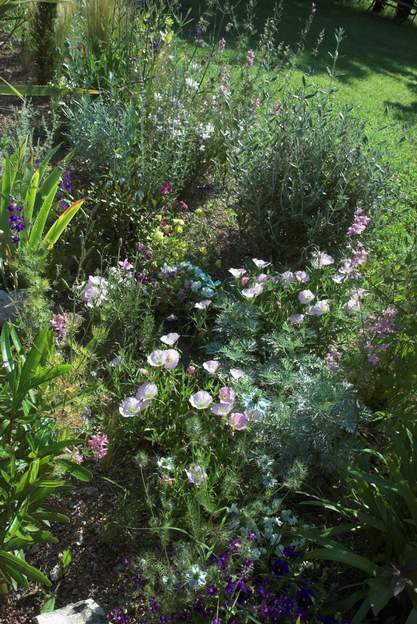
[0,0,416,623]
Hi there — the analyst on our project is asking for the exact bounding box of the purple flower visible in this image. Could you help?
[283,545,303,559]
[131,574,141,587]
[206,584,218,596]
[246,531,257,542]
[229,538,241,553]
[108,608,130,624]
[347,208,370,237]
[50,314,67,340]
[271,559,289,576]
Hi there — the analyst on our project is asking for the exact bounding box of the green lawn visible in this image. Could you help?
[184,0,417,178]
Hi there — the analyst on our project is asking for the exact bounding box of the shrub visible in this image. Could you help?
[226,85,390,262]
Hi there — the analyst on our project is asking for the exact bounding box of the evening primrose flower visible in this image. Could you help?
[311,251,335,269]
[203,360,220,374]
[242,283,264,298]
[163,349,180,369]
[289,313,305,325]
[119,397,144,417]
[229,412,250,431]
[219,386,236,405]
[281,271,296,285]
[298,289,315,305]
[228,268,246,279]
[136,383,158,401]
[194,299,212,310]
[211,402,234,416]
[294,271,309,283]
[252,258,270,269]
[147,350,167,367]
[342,298,361,314]
[160,332,180,346]
[307,299,330,316]
[189,391,213,410]
[230,368,245,380]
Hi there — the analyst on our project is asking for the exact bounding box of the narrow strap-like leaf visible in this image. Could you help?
[43,199,85,248]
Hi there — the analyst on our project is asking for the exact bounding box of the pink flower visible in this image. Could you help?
[189,391,213,410]
[246,49,255,66]
[218,37,226,52]
[160,181,173,196]
[298,289,315,305]
[240,276,250,286]
[289,313,304,325]
[325,346,342,371]
[88,434,108,461]
[228,412,250,431]
[347,208,370,237]
[74,449,84,465]
[186,365,196,376]
[117,259,134,279]
[219,386,236,405]
[211,402,234,416]
[51,313,67,340]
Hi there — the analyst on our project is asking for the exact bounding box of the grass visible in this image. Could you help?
[183,0,417,184]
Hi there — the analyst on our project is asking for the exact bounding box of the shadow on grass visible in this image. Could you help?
[182,0,417,123]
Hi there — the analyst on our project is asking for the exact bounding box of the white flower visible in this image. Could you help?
[185,564,207,589]
[166,314,178,321]
[147,350,167,367]
[307,299,330,316]
[160,332,180,346]
[203,360,220,374]
[230,368,246,380]
[311,251,335,269]
[252,258,271,269]
[185,77,199,90]
[298,289,315,305]
[228,268,246,278]
[242,283,264,298]
[194,299,212,310]
[119,397,143,417]
[162,349,181,369]
[80,276,108,308]
[136,383,158,401]
[189,391,213,410]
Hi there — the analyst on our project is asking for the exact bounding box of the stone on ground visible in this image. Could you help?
[34,599,108,624]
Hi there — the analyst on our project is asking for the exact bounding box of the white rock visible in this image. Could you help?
[34,599,108,624]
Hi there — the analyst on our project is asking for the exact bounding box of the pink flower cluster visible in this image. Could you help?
[365,306,397,365]
[88,434,108,461]
[51,314,67,340]
[347,208,370,237]
[325,346,343,371]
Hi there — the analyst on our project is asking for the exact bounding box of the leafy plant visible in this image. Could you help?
[300,417,417,623]
[0,143,85,264]
[0,323,91,591]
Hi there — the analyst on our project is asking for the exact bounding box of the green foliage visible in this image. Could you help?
[0,144,85,269]
[0,323,91,590]
[226,83,390,262]
[27,1,58,83]
[299,415,417,623]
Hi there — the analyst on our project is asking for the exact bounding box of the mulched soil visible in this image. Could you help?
[0,473,127,624]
